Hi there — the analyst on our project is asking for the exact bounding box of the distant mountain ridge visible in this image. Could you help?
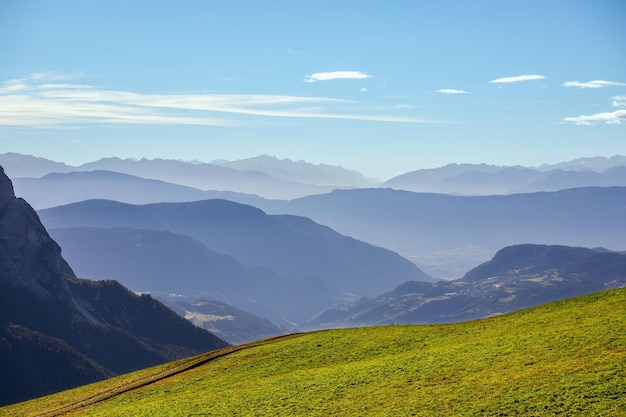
[384,157,626,195]
[536,155,626,171]
[0,152,74,177]
[12,170,267,209]
[303,244,626,329]
[213,154,377,187]
[40,198,433,326]
[0,153,376,200]
[0,165,228,406]
[266,186,626,278]
[3,152,626,201]
[76,157,336,199]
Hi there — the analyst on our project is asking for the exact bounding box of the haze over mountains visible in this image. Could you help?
[38,195,626,334]
[304,244,626,329]
[1,153,375,200]
[40,199,432,326]
[11,170,265,209]
[2,151,626,407]
[3,152,626,207]
[4,151,626,278]
[384,156,626,195]
[267,186,626,278]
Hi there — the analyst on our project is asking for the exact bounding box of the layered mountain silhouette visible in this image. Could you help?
[0,152,74,177]
[40,199,432,325]
[383,158,626,195]
[1,153,373,200]
[5,153,626,205]
[0,166,228,406]
[267,187,626,278]
[77,157,337,199]
[12,170,268,209]
[46,226,342,325]
[304,244,626,329]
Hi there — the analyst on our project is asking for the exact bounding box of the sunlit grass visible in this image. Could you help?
[4,288,625,416]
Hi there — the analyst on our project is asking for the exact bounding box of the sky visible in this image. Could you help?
[0,0,625,179]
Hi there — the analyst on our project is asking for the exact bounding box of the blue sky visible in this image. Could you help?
[1,0,625,179]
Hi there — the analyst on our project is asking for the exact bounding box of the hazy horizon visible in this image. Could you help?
[1,1,625,178]
[4,151,626,183]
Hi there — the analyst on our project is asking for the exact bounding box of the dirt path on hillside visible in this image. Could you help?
[36,332,315,417]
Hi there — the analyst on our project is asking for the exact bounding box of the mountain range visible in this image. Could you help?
[3,152,626,204]
[45,225,341,326]
[3,151,626,407]
[383,156,626,195]
[4,150,626,279]
[0,166,228,406]
[303,244,626,329]
[1,153,374,200]
[40,199,432,326]
[265,186,626,278]
[213,154,376,187]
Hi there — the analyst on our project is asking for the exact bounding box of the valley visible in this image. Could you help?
[1,154,625,410]
[3,3,624,414]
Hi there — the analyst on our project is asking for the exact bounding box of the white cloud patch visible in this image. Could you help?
[489,74,546,84]
[613,95,626,107]
[563,110,626,125]
[304,71,371,83]
[0,74,429,127]
[562,80,626,89]
[360,88,368,93]
[437,89,468,94]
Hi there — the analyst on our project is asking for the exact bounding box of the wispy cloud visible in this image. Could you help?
[0,74,429,127]
[613,95,626,107]
[562,80,626,89]
[489,74,546,84]
[304,71,372,83]
[437,89,468,94]
[563,110,626,125]
[563,94,626,125]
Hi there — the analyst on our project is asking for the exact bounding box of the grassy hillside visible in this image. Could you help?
[4,288,625,416]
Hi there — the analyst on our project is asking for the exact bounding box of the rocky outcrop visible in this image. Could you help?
[0,166,75,299]
[0,166,228,406]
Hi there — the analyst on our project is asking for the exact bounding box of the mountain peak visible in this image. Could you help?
[0,165,16,208]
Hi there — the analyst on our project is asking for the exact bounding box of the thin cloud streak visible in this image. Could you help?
[562,80,626,89]
[489,75,546,83]
[0,94,233,127]
[0,76,429,127]
[304,71,372,83]
[437,89,468,94]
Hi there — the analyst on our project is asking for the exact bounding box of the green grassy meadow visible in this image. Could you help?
[4,288,625,416]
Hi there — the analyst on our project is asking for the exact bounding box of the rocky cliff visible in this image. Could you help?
[0,166,228,406]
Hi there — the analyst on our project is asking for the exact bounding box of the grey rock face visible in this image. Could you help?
[0,166,74,298]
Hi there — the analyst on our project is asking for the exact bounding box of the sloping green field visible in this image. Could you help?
[4,288,625,416]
